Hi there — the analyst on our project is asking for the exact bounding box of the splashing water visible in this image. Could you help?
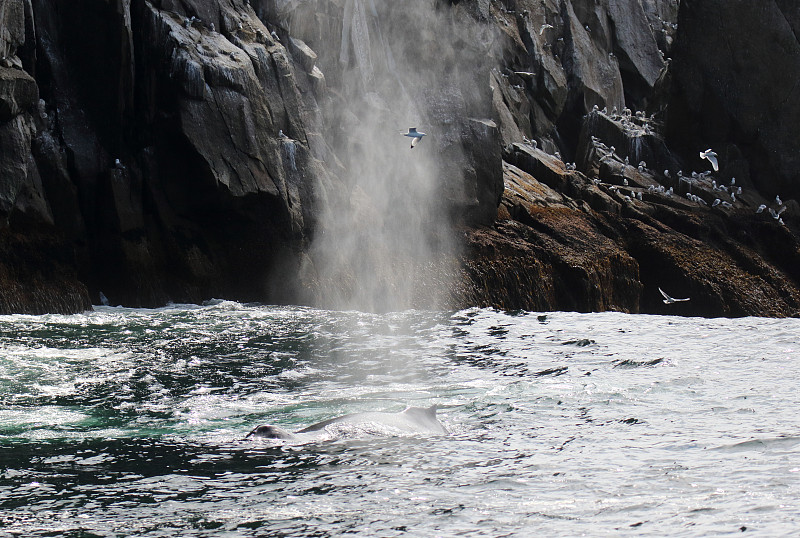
[1,305,799,535]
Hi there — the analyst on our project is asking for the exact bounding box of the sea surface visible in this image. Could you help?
[1,302,798,536]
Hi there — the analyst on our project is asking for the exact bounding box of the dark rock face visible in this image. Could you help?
[667,1,800,201]
[0,0,336,311]
[0,0,798,317]
[0,0,90,314]
[450,0,800,318]
[465,124,800,317]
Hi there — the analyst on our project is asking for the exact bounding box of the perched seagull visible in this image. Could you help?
[712,198,721,207]
[659,287,690,305]
[700,149,719,171]
[402,127,426,148]
[776,195,783,205]
[756,204,767,214]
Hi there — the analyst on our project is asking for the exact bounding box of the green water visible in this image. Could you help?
[1,302,799,536]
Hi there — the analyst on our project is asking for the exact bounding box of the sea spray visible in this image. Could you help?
[275,0,499,312]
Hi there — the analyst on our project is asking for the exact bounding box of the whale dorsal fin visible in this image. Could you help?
[402,404,438,420]
[402,405,446,434]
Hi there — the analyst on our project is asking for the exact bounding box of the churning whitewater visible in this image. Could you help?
[1,303,798,535]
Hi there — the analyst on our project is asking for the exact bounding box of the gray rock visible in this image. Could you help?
[0,0,26,58]
[607,0,665,88]
[0,66,37,122]
[288,37,317,72]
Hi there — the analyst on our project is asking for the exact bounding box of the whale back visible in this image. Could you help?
[295,405,445,435]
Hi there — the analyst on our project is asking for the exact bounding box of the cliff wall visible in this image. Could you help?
[0,0,798,316]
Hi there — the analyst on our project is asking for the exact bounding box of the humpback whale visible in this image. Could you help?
[246,405,446,441]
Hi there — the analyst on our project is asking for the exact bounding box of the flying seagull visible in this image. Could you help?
[769,206,786,220]
[402,127,426,149]
[700,149,719,172]
[540,24,554,35]
[659,287,690,305]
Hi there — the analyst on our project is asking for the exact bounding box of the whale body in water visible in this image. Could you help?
[246,405,446,442]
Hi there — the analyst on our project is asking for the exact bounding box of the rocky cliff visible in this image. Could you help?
[0,0,798,317]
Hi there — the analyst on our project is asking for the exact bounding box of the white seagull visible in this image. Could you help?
[659,287,690,304]
[540,24,554,35]
[700,149,719,172]
[769,206,786,220]
[402,127,426,149]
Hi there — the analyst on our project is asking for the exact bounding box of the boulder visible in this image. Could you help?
[0,66,36,121]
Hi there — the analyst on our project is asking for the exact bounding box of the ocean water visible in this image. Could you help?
[0,302,798,536]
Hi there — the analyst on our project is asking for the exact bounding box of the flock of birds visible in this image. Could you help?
[527,107,791,230]
[512,107,795,306]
